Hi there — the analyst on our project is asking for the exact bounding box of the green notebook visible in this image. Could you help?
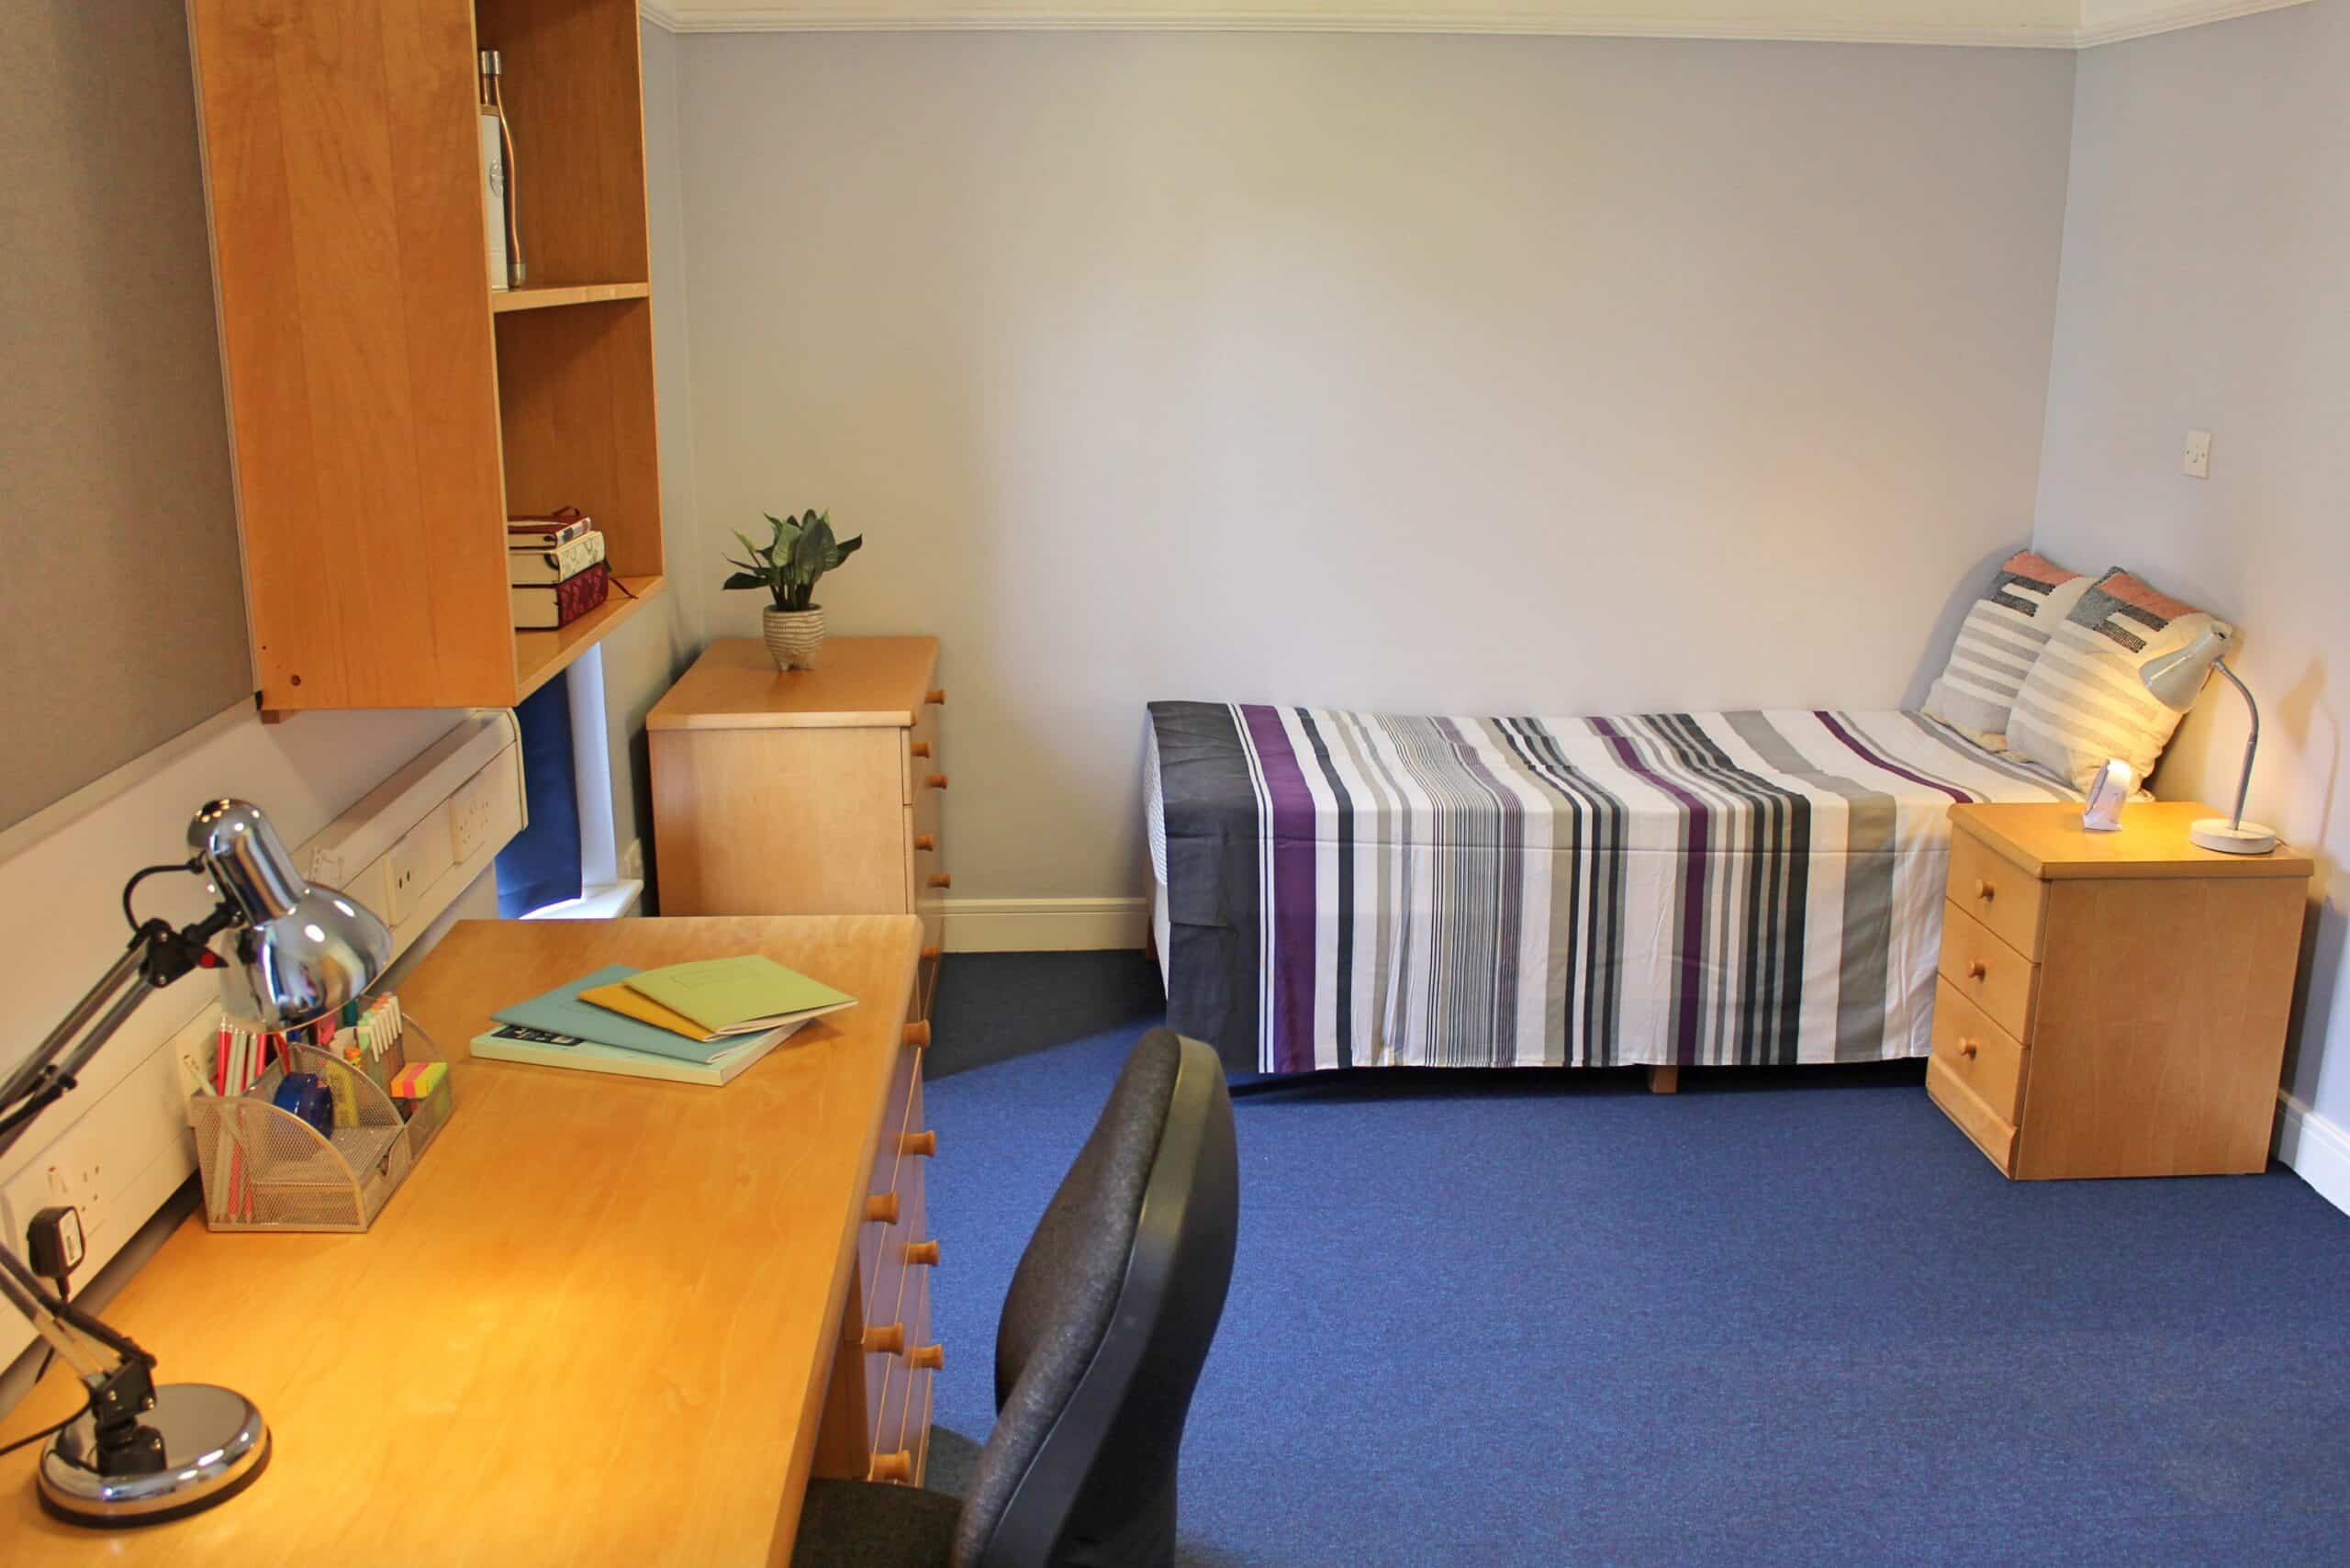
[624,956,857,1036]
[491,965,739,1065]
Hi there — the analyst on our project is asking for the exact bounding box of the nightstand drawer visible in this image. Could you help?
[1947,828,2047,959]
[1930,978,2027,1123]
[1937,900,2038,1041]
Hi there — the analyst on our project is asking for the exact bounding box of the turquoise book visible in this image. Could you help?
[491,965,739,1066]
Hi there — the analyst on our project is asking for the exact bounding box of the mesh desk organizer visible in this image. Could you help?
[187,1012,453,1233]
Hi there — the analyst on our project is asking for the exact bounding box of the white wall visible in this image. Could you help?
[674,29,2077,899]
[2033,0,2350,1194]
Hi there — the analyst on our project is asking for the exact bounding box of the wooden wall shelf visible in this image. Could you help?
[492,282,652,314]
[188,0,664,712]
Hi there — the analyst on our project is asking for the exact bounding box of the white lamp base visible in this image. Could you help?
[2190,818,2277,856]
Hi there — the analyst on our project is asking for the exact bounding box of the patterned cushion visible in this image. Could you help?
[2008,568,2231,791]
[1922,550,2092,748]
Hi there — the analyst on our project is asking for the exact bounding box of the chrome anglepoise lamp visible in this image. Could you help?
[0,801,389,1527]
[2140,626,2278,856]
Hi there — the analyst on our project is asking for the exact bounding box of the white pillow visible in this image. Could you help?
[1921,550,2091,748]
[2008,568,2231,792]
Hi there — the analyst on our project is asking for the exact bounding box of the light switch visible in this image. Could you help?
[2183,430,2212,480]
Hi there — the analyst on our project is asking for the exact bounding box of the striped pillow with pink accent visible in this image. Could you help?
[1922,550,2091,748]
[2008,568,2232,791]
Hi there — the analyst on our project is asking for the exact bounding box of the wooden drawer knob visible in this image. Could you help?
[912,834,936,852]
[869,1449,915,1484]
[910,741,932,758]
[903,1020,931,1048]
[1965,960,1988,981]
[904,1239,940,1267]
[923,772,949,791]
[1957,1039,1980,1060]
[862,1323,905,1355]
[909,1344,946,1371]
[927,872,952,890]
[925,689,946,706]
[1974,879,1995,902]
[920,945,943,962]
[865,1192,900,1226]
[901,1129,937,1158]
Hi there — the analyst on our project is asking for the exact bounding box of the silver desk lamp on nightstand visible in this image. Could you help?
[2140,625,2278,855]
[0,801,389,1527]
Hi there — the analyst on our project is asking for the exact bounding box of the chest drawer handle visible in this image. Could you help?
[1966,960,1988,981]
[870,1450,915,1484]
[866,1193,901,1226]
[901,1129,938,1158]
[1957,1040,1980,1060]
[913,834,937,853]
[911,741,932,758]
[927,872,953,890]
[905,1239,941,1268]
[1973,879,1995,902]
[903,1021,932,1048]
[909,1344,946,1371]
[925,689,946,706]
[863,1323,906,1355]
[920,944,943,962]
[923,772,949,791]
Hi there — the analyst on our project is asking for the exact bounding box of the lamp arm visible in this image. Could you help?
[2213,659,2260,833]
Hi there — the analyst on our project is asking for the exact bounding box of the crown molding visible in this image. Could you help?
[641,0,2316,50]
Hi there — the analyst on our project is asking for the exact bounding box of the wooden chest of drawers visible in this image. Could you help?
[1928,801,2313,1180]
[649,637,948,1017]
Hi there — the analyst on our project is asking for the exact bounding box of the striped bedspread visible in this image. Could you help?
[1145,704,2079,1076]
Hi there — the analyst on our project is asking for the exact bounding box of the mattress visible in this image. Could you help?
[1145,703,2080,1076]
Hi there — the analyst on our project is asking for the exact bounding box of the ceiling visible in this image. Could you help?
[640,0,2311,49]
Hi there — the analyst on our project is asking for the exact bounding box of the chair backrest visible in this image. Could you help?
[952,1030,1239,1568]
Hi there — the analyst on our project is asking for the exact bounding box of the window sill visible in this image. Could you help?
[521,879,643,922]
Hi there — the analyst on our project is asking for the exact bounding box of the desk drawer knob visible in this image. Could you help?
[920,945,943,962]
[905,1239,940,1268]
[913,834,937,853]
[863,1323,905,1355]
[1974,879,1995,902]
[910,1344,946,1371]
[923,773,949,791]
[866,1193,900,1226]
[903,1021,932,1049]
[925,689,946,706]
[1957,1039,1980,1060]
[927,872,952,890]
[870,1449,915,1484]
[901,1129,938,1158]
[911,741,933,758]
[1966,960,1988,981]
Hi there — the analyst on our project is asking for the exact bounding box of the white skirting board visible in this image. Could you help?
[942,896,1151,953]
[2275,1091,2350,1218]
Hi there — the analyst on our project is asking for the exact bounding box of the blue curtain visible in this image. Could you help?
[494,675,582,916]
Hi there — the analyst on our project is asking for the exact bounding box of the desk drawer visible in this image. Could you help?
[1937,900,2037,1042]
[1930,978,2027,1124]
[875,1266,930,1464]
[1947,828,2047,960]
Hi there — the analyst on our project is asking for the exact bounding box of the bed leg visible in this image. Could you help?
[1647,1066,1680,1095]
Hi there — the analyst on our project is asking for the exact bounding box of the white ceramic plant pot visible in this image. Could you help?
[763,606,826,671]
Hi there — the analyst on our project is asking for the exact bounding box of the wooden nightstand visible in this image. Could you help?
[649,637,948,1016]
[1930,801,2312,1180]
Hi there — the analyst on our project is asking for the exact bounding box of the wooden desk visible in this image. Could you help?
[0,916,938,1565]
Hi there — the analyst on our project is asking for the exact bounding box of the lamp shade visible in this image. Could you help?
[188,800,392,1029]
[2140,624,2234,711]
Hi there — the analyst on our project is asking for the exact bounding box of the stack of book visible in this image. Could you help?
[509,510,611,630]
[475,956,856,1085]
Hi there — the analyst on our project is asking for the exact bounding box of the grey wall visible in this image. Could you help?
[672,31,2078,900]
[2034,1,2350,1128]
[1,0,252,830]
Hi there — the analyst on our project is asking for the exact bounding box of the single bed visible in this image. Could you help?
[1145,704,2083,1078]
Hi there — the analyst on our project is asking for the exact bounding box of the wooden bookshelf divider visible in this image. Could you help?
[188,0,662,713]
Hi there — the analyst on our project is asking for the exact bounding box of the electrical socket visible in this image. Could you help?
[449,765,503,865]
[384,803,454,925]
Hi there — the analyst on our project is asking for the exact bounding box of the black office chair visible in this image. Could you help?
[793,1029,1239,1568]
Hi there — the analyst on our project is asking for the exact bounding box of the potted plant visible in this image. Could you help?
[723,510,862,671]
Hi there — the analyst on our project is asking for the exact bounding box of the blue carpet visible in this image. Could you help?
[921,959,2350,1567]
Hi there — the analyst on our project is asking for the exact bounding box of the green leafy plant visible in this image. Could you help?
[722,510,863,612]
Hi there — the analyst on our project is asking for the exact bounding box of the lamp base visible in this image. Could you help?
[2190,818,2278,856]
[36,1383,270,1528]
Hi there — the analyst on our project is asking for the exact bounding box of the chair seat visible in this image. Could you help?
[791,1480,959,1568]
